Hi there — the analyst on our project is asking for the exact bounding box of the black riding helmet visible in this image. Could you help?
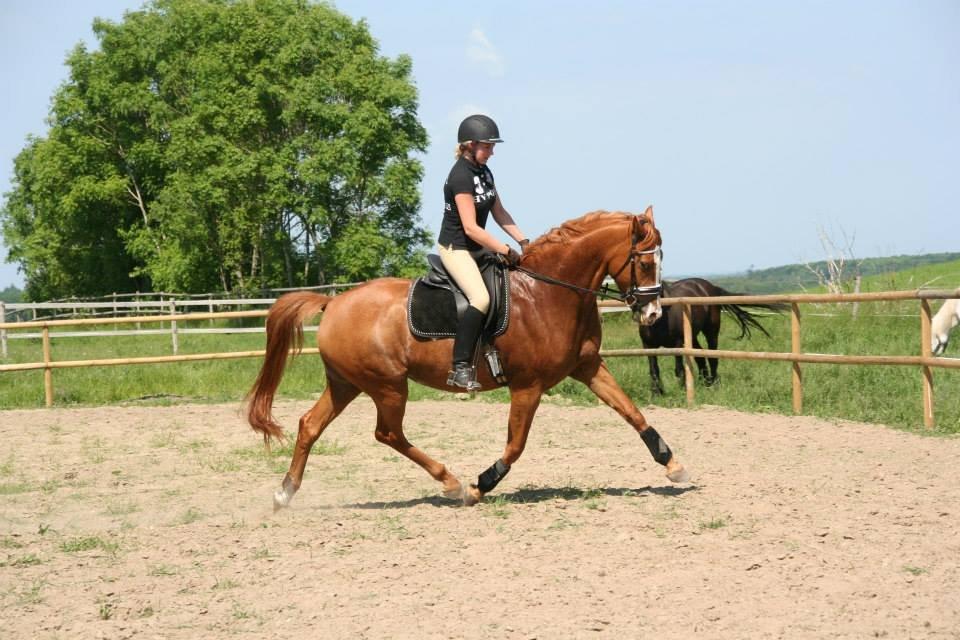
[457,114,504,144]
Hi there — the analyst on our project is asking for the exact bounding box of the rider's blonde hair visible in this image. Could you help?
[454,142,472,160]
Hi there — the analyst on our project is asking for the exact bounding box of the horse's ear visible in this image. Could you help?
[643,205,655,226]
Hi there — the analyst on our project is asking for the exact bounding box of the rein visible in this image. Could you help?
[513,245,663,309]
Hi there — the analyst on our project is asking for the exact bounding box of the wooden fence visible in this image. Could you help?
[1,289,958,427]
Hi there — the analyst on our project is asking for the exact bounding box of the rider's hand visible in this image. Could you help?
[499,247,521,268]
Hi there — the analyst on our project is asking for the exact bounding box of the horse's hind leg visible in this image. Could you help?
[367,382,467,504]
[571,358,690,483]
[691,336,711,383]
[648,356,665,395]
[274,373,360,510]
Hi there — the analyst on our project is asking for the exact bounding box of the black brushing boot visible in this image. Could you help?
[447,306,486,391]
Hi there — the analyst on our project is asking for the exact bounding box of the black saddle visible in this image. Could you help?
[407,251,510,339]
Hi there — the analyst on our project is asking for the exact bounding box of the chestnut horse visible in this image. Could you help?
[246,207,690,508]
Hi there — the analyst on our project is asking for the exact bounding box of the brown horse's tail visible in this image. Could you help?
[246,291,332,444]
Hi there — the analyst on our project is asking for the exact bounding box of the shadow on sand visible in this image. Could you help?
[344,483,699,510]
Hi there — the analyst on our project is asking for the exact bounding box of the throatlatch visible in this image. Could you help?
[476,459,511,493]
[640,427,673,466]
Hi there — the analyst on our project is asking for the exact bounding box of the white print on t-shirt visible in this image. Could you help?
[472,175,496,204]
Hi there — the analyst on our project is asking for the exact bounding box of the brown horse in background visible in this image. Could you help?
[639,277,784,394]
[247,207,690,508]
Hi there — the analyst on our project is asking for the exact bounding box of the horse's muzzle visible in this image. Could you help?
[633,298,662,326]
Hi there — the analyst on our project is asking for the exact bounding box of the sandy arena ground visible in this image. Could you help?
[1,397,958,639]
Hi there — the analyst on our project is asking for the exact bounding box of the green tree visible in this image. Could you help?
[1,0,429,300]
[0,285,23,303]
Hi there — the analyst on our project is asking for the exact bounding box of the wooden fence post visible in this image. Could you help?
[135,291,141,331]
[1,301,7,358]
[682,302,695,407]
[170,299,179,355]
[791,303,803,414]
[920,299,934,428]
[42,326,53,407]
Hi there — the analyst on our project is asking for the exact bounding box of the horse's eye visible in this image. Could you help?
[640,262,653,271]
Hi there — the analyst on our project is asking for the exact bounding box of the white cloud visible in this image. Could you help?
[466,28,504,77]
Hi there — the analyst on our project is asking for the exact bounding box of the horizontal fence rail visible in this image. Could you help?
[1,288,958,426]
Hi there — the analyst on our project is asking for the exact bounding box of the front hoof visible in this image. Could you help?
[666,461,691,483]
[462,484,483,506]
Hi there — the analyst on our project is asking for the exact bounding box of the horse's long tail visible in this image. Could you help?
[709,284,787,340]
[719,303,779,339]
[246,291,332,444]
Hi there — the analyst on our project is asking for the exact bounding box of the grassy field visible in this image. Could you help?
[2,299,957,434]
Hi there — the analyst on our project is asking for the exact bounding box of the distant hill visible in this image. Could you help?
[671,252,960,294]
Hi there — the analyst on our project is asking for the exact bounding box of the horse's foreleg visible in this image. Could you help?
[368,384,467,504]
[465,386,543,505]
[276,377,360,510]
[571,358,690,483]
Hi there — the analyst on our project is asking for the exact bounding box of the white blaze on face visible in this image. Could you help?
[638,247,663,325]
[638,298,662,325]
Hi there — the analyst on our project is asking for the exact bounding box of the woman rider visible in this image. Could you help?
[438,114,529,390]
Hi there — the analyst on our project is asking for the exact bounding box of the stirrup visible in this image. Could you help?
[447,363,481,391]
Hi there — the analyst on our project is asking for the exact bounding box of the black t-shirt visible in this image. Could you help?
[438,156,497,251]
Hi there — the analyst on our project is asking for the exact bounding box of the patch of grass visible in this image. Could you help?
[0,482,32,495]
[1,553,43,568]
[213,577,239,591]
[138,606,155,618]
[13,580,47,605]
[81,436,107,464]
[377,514,412,539]
[0,454,14,476]
[547,515,579,531]
[148,564,178,576]
[98,600,115,620]
[174,507,204,525]
[579,488,605,510]
[59,536,119,555]
[0,536,24,549]
[903,565,927,576]
[698,516,728,531]
[105,499,140,516]
[231,604,253,620]
[150,431,178,449]
[483,495,512,519]
[40,479,62,494]
[252,546,274,560]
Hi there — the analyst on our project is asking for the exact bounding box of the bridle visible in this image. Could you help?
[513,220,663,313]
[608,244,663,310]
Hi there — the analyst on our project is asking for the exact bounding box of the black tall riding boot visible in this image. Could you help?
[448,305,486,391]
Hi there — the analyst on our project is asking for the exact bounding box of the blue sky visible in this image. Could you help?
[1,0,956,290]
